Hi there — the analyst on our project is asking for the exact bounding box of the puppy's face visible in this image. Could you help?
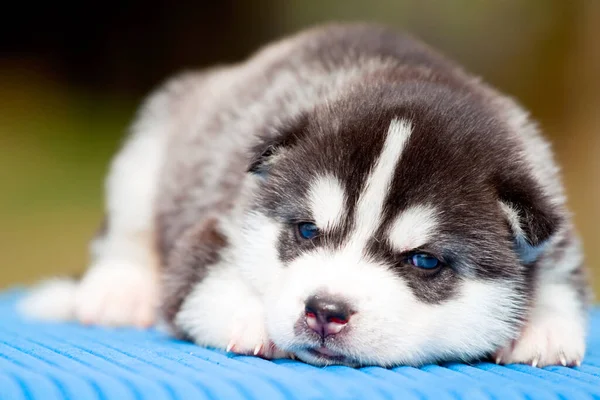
[240,84,559,366]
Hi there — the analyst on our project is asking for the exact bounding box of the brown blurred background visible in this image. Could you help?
[1,1,598,293]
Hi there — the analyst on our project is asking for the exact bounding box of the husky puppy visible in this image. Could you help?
[21,23,590,367]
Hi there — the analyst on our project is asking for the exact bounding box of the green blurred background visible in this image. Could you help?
[1,1,598,294]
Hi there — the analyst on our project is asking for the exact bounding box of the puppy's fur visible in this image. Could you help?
[21,24,590,367]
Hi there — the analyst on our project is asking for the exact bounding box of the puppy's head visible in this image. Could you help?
[240,82,561,366]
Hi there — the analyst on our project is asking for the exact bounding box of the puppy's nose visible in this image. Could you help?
[304,295,351,338]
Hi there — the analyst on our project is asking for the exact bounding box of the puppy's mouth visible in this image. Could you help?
[305,346,347,363]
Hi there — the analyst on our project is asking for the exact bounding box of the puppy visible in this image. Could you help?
[21,23,590,367]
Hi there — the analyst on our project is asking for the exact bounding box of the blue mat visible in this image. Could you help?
[1,290,599,400]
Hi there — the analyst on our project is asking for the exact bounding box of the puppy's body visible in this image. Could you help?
[22,24,589,367]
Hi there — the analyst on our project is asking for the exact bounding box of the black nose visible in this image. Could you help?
[304,295,352,338]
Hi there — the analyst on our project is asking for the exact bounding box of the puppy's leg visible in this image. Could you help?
[496,235,589,367]
[73,73,202,327]
[75,119,165,327]
[163,220,287,359]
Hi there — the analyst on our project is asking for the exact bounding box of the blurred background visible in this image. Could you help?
[1,1,598,293]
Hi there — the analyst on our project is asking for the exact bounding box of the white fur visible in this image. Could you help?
[176,262,287,358]
[388,205,439,252]
[176,265,265,350]
[231,211,285,297]
[350,119,412,249]
[18,278,78,321]
[74,261,158,327]
[496,282,586,366]
[309,174,346,229]
[499,201,523,239]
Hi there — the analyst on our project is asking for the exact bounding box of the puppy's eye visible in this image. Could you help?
[296,222,319,240]
[408,253,440,269]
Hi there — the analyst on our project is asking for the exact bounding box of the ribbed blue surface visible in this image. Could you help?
[1,290,599,400]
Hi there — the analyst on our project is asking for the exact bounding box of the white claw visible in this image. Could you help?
[495,355,502,365]
[290,353,296,361]
[559,353,567,367]
[226,342,235,353]
[253,344,263,356]
[531,356,539,368]
[575,360,581,367]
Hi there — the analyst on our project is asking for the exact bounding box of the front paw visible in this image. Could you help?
[494,315,586,367]
[225,308,289,359]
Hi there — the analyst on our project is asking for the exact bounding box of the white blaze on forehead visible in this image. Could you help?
[309,174,346,229]
[351,118,413,245]
[388,205,439,252]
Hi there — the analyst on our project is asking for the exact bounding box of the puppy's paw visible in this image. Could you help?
[225,306,289,359]
[75,261,158,328]
[19,278,78,321]
[494,315,586,367]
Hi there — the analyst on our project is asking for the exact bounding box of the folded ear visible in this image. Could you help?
[247,114,308,176]
[247,140,288,176]
[496,173,562,264]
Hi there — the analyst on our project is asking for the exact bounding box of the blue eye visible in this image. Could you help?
[297,222,319,240]
[409,253,441,269]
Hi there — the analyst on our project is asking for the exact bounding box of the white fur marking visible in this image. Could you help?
[388,205,439,252]
[351,119,412,246]
[309,175,346,229]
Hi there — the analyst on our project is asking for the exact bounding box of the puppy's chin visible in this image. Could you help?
[294,348,362,367]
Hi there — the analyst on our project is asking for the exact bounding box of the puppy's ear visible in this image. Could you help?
[247,114,309,176]
[496,173,562,264]
[247,141,287,176]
